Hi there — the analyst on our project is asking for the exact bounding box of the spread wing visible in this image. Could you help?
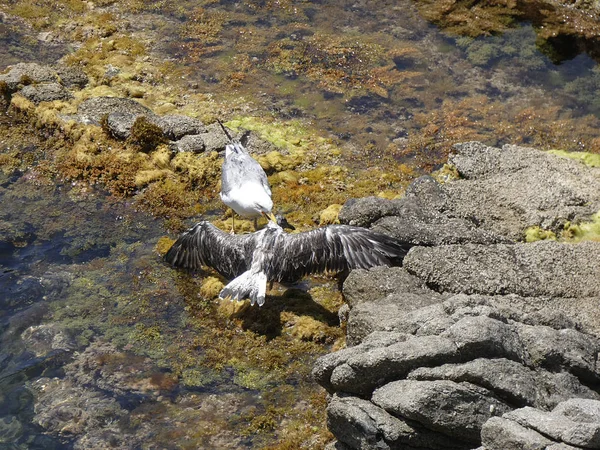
[268,225,411,282]
[164,221,256,279]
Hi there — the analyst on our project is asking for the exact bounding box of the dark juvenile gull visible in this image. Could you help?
[165,220,411,306]
[218,121,277,231]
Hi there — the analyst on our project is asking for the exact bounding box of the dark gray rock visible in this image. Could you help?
[515,324,600,383]
[172,134,206,153]
[328,394,471,450]
[53,64,88,88]
[19,82,72,104]
[339,196,403,228]
[404,241,600,298]
[76,96,154,125]
[152,115,206,140]
[0,62,58,92]
[342,267,431,308]
[481,416,553,450]
[408,358,600,410]
[200,122,234,152]
[372,379,511,443]
[105,111,146,139]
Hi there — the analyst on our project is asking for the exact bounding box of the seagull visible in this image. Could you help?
[217,120,277,232]
[165,220,411,306]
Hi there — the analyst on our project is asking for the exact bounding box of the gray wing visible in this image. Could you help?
[221,151,271,197]
[267,225,411,282]
[164,221,256,279]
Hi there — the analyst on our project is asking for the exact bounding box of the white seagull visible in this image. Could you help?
[165,220,411,306]
[218,121,277,232]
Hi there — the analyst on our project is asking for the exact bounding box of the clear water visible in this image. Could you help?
[1,0,599,447]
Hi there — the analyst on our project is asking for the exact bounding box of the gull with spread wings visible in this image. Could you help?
[165,220,411,306]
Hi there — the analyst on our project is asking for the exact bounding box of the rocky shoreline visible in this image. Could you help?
[317,142,600,449]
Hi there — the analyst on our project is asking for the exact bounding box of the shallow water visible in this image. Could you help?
[1,0,600,448]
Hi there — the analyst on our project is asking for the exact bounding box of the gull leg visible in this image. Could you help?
[230,211,236,235]
[253,217,258,231]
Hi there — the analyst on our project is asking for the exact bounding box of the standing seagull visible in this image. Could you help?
[165,220,411,306]
[218,121,277,232]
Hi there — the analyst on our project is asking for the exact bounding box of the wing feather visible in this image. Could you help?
[269,225,411,282]
[165,221,255,279]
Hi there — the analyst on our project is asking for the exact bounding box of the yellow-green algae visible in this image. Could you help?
[525,211,600,243]
[547,149,600,168]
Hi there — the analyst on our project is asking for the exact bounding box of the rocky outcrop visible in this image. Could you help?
[316,142,600,449]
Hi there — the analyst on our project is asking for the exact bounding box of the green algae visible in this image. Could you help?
[525,211,600,242]
[547,149,600,168]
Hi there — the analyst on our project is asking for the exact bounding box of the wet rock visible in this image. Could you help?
[53,64,88,88]
[21,324,75,357]
[172,134,206,153]
[65,341,177,399]
[403,241,600,298]
[76,96,154,126]
[105,111,146,139]
[0,62,58,92]
[152,114,206,140]
[31,377,126,436]
[20,82,72,104]
[372,379,512,443]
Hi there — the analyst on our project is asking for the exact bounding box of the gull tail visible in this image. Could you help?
[219,270,268,306]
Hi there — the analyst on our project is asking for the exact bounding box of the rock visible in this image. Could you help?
[339,196,402,228]
[172,134,206,153]
[372,379,511,443]
[504,400,600,448]
[21,324,75,357]
[408,358,600,410]
[340,176,510,246]
[0,62,58,92]
[342,266,448,345]
[105,111,146,139]
[328,334,460,395]
[76,96,154,125]
[53,64,88,88]
[446,142,600,239]
[481,416,553,450]
[199,122,232,152]
[403,241,600,298]
[31,377,126,436]
[152,114,206,140]
[314,296,600,448]
[20,82,72,104]
[327,394,470,450]
[342,267,431,308]
[65,341,177,398]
